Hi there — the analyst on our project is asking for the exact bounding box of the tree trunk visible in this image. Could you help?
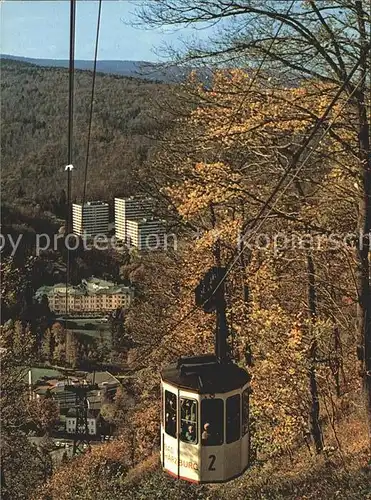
[333,326,342,398]
[306,250,323,453]
[355,0,371,447]
[356,96,371,443]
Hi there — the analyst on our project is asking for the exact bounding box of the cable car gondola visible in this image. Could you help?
[160,267,251,483]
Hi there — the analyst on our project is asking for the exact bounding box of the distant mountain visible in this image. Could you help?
[1,57,175,209]
[0,54,204,83]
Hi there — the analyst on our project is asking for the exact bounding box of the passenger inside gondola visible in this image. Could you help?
[180,397,198,443]
[201,398,223,445]
[202,422,222,445]
[165,413,176,436]
[201,422,211,444]
[165,391,177,437]
[185,425,196,442]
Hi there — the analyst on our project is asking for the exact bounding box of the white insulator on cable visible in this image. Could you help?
[65,164,74,171]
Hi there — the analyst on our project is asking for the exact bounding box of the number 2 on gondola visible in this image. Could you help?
[208,455,216,471]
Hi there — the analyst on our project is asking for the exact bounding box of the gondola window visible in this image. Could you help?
[226,394,241,443]
[165,391,177,438]
[242,388,249,435]
[201,399,223,445]
[180,398,197,444]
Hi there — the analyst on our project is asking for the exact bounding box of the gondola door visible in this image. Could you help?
[177,392,200,482]
[200,396,225,482]
[162,385,178,478]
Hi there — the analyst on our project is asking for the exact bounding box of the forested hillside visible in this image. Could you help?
[1,1,370,498]
[4,65,366,499]
[1,58,172,208]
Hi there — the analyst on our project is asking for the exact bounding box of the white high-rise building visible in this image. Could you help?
[114,197,153,242]
[126,218,166,250]
[72,201,109,237]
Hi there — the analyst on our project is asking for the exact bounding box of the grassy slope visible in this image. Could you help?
[126,407,370,500]
[34,394,370,500]
[215,413,370,499]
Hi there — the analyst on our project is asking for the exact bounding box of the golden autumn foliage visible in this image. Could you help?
[126,68,365,457]
[34,439,132,500]
[34,66,368,498]
[35,407,370,500]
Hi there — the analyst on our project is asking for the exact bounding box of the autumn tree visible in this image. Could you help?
[65,330,80,368]
[100,385,134,444]
[118,56,368,458]
[34,439,208,500]
[28,394,59,435]
[41,328,54,362]
[0,320,54,499]
[52,322,66,365]
[136,0,371,443]
[0,256,35,323]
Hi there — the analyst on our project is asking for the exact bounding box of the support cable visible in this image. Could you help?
[131,66,366,371]
[65,0,76,318]
[130,0,296,370]
[81,0,103,227]
[204,58,366,303]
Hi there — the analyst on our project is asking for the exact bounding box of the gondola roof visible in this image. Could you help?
[161,354,250,394]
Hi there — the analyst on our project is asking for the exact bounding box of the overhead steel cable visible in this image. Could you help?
[65,0,76,318]
[204,58,366,302]
[130,0,296,372]
[81,0,103,227]
[105,6,366,373]
[131,65,366,372]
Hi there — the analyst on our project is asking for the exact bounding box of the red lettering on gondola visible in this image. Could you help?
[164,453,198,471]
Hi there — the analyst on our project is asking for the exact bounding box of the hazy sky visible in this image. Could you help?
[1,0,212,61]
